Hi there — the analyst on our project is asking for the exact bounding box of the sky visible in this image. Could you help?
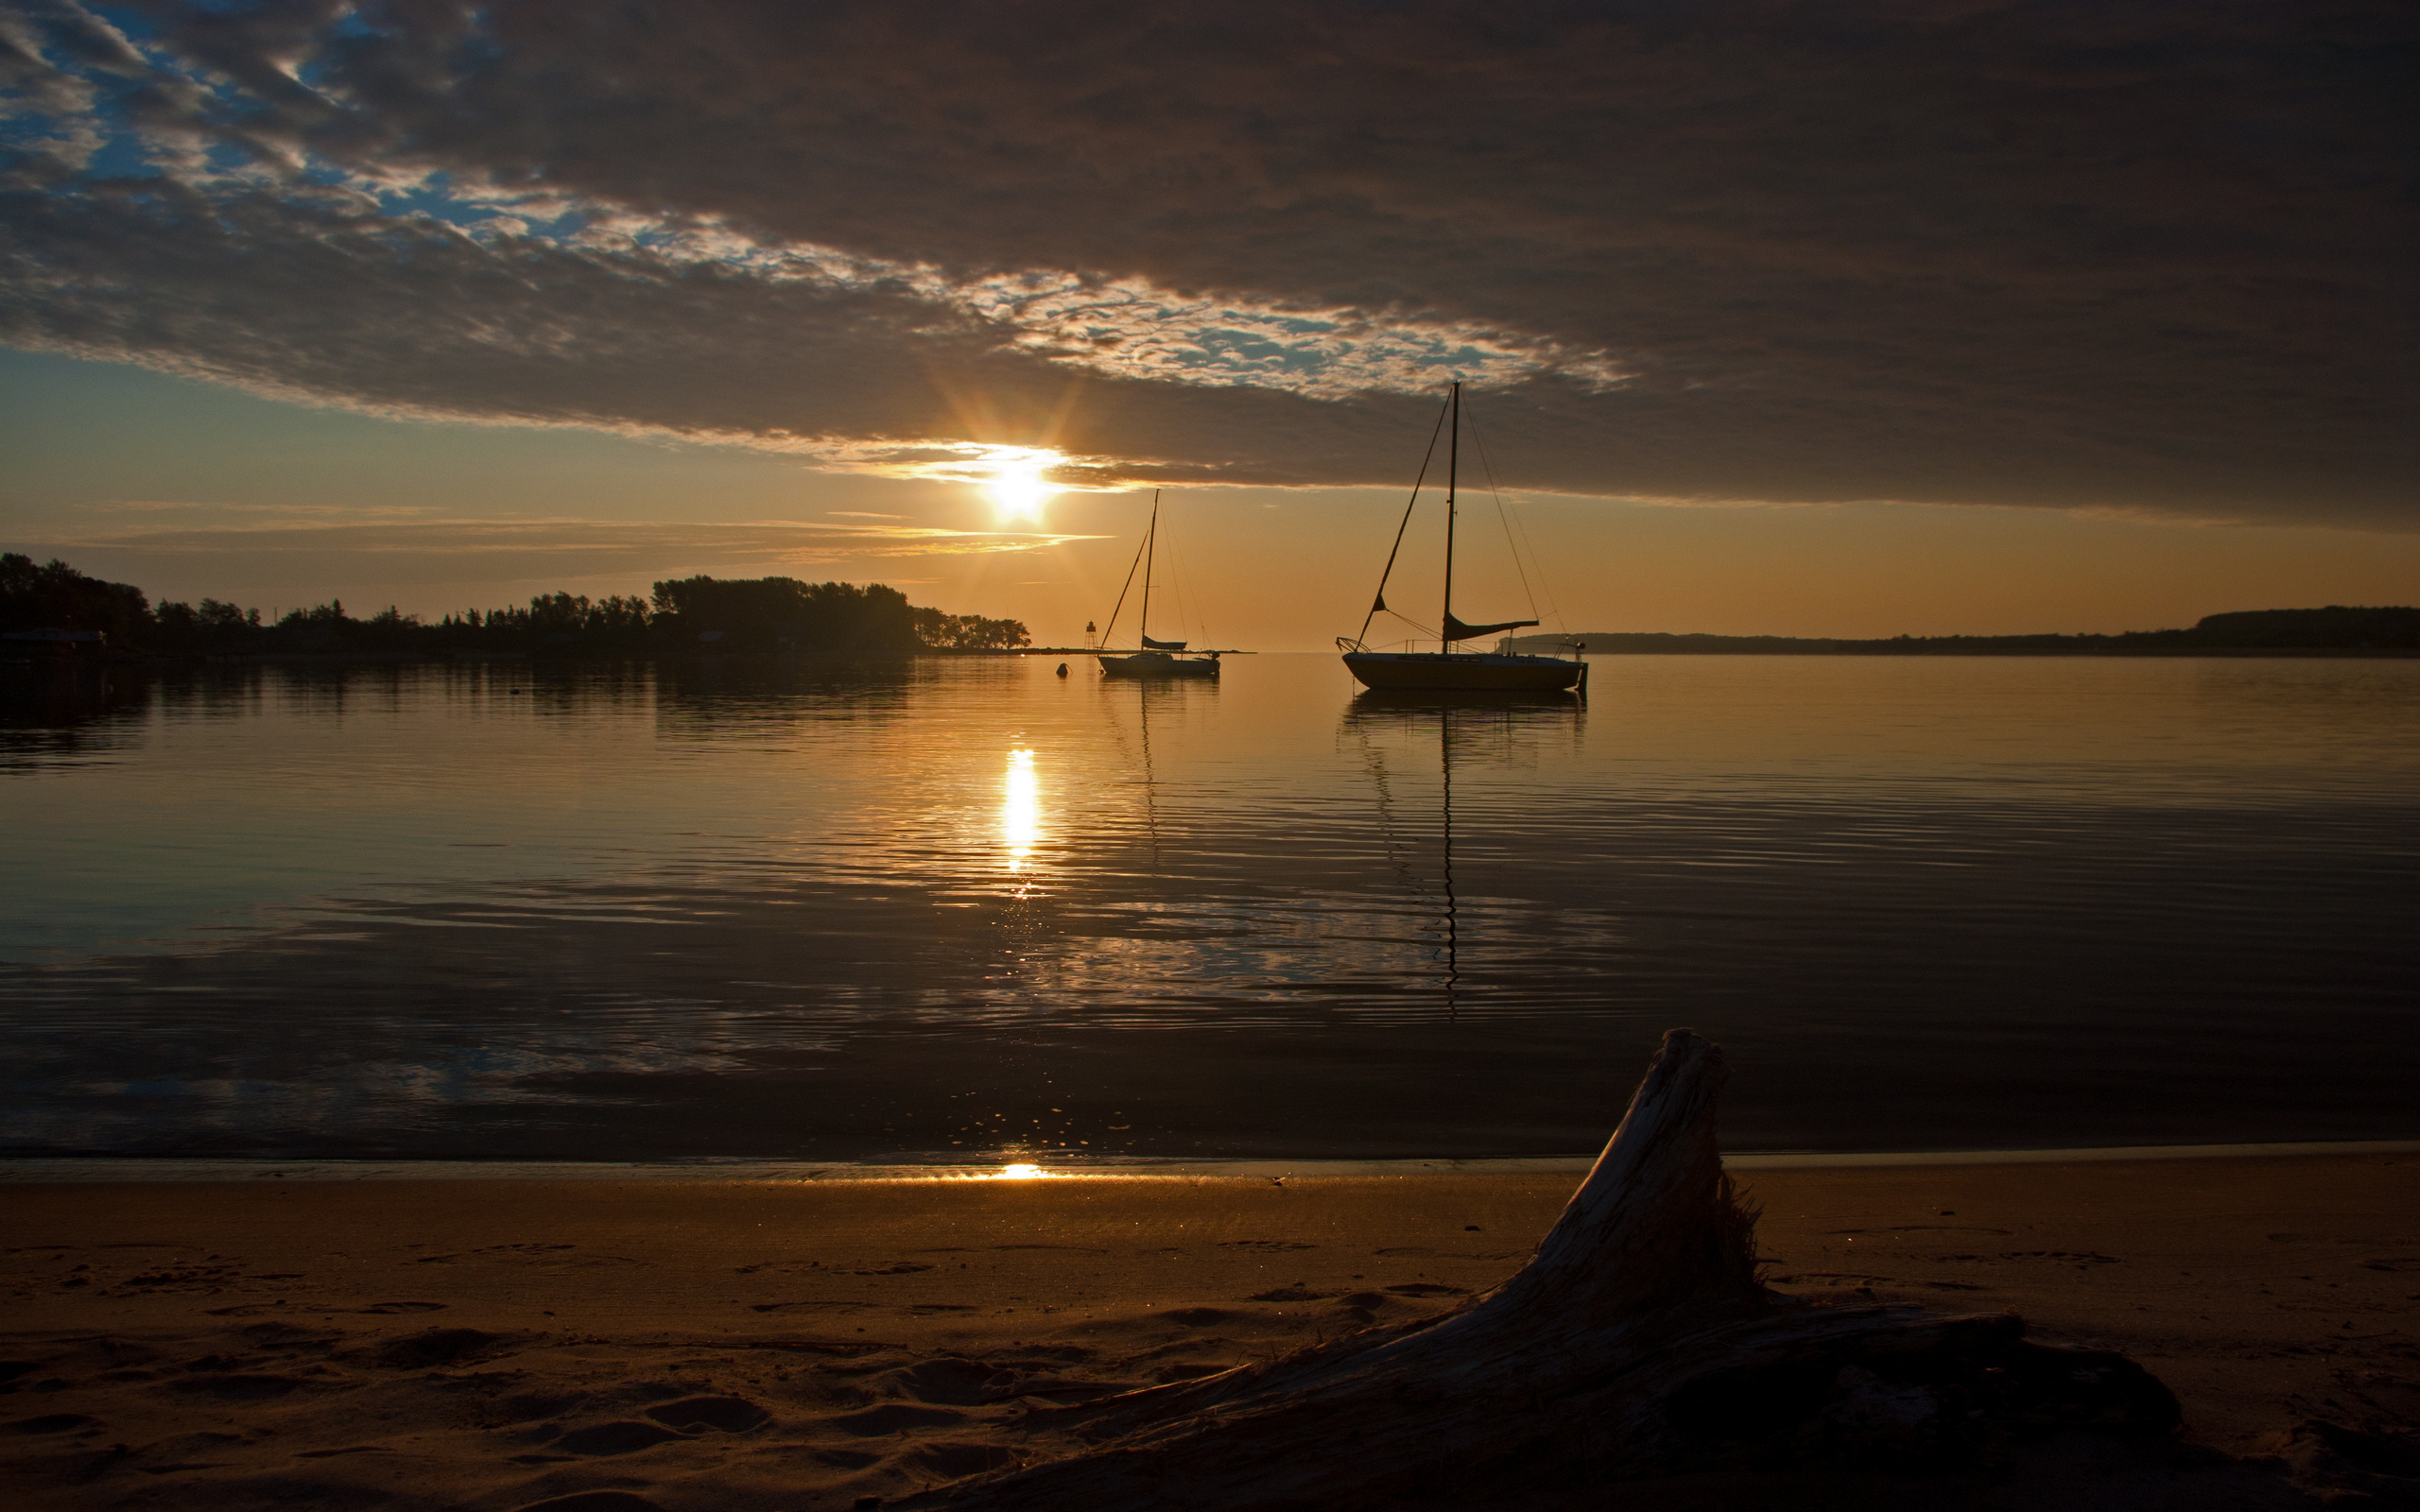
[1,1,2413,648]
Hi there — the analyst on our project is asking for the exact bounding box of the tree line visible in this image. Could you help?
[0,555,1030,656]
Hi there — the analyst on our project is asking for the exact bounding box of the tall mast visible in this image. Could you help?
[1140,489,1159,646]
[1442,381,1459,645]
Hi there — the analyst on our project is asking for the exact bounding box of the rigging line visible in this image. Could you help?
[1357,392,1452,644]
[1098,507,1151,648]
[1468,409,1568,634]
[1464,405,1542,623]
[1162,507,1203,646]
[1509,502,1566,634]
[1164,511,1179,636]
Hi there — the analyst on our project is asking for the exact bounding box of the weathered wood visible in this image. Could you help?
[913,1029,2178,1510]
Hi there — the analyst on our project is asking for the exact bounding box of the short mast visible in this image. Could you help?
[1443,381,1460,646]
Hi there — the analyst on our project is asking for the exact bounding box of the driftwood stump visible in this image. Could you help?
[913,1029,2179,1510]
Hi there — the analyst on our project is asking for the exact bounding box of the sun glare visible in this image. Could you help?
[984,453,1063,523]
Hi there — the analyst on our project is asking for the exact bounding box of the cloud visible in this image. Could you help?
[1,0,2411,527]
[27,515,1093,590]
[80,498,436,518]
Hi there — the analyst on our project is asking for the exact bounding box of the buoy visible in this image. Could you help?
[1056,662,1069,678]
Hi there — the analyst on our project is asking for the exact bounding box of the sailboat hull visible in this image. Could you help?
[1342,651,1582,692]
[1099,652,1220,679]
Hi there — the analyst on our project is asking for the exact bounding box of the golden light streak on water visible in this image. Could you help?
[1002,747,1039,873]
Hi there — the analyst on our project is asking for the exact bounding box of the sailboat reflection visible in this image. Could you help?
[1341,692,1586,1016]
[1098,675,1217,867]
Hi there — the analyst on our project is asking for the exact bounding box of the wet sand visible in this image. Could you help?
[3,1153,2414,1508]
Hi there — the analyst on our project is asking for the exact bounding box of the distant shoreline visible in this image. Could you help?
[7,644,2419,669]
[1542,644,2420,658]
[1504,606,2418,657]
[8,1139,2419,1183]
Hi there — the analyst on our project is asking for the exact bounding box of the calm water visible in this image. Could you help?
[3,654,2415,1162]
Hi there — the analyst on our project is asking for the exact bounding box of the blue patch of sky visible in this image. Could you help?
[83,4,161,44]
[328,9,389,43]
[1194,333,1319,371]
[13,59,588,245]
[23,8,569,238]
[81,129,156,180]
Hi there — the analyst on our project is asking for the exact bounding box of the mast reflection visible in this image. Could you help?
[1097,677,1217,868]
[1341,690,1586,1017]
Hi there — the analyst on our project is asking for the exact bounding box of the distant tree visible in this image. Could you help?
[149,598,264,652]
[10,554,1055,661]
[453,591,657,649]
[651,576,919,652]
[0,553,151,646]
[363,605,424,650]
[2183,606,2420,649]
[270,600,354,652]
[911,606,1032,650]
[152,600,199,643]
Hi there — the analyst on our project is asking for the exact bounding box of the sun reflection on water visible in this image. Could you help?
[1003,747,1039,873]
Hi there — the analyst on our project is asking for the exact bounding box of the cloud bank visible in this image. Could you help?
[38,514,1091,593]
[2,0,2411,526]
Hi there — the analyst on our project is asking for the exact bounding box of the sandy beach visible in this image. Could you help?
[4,1152,2414,1509]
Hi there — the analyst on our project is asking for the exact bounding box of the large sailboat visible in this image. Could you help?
[1338,383,1585,694]
[1098,490,1221,680]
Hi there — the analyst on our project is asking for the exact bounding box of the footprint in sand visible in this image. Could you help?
[908,1440,1020,1477]
[493,1390,591,1423]
[552,1419,690,1455]
[511,1493,668,1512]
[873,1358,1018,1406]
[643,1396,769,1432]
[165,1373,306,1400]
[826,1402,967,1436]
[372,1326,524,1369]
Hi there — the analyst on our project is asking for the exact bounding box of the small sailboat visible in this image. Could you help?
[1098,490,1221,680]
[1339,383,1585,694]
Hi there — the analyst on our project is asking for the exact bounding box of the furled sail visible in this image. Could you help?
[1444,612,1539,642]
[1142,633,1189,650]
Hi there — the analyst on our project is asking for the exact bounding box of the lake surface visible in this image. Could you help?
[3,654,2415,1163]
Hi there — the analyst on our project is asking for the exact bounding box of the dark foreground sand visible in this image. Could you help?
[4,1154,2415,1509]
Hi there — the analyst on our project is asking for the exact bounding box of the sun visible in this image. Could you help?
[985,455,1061,523]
